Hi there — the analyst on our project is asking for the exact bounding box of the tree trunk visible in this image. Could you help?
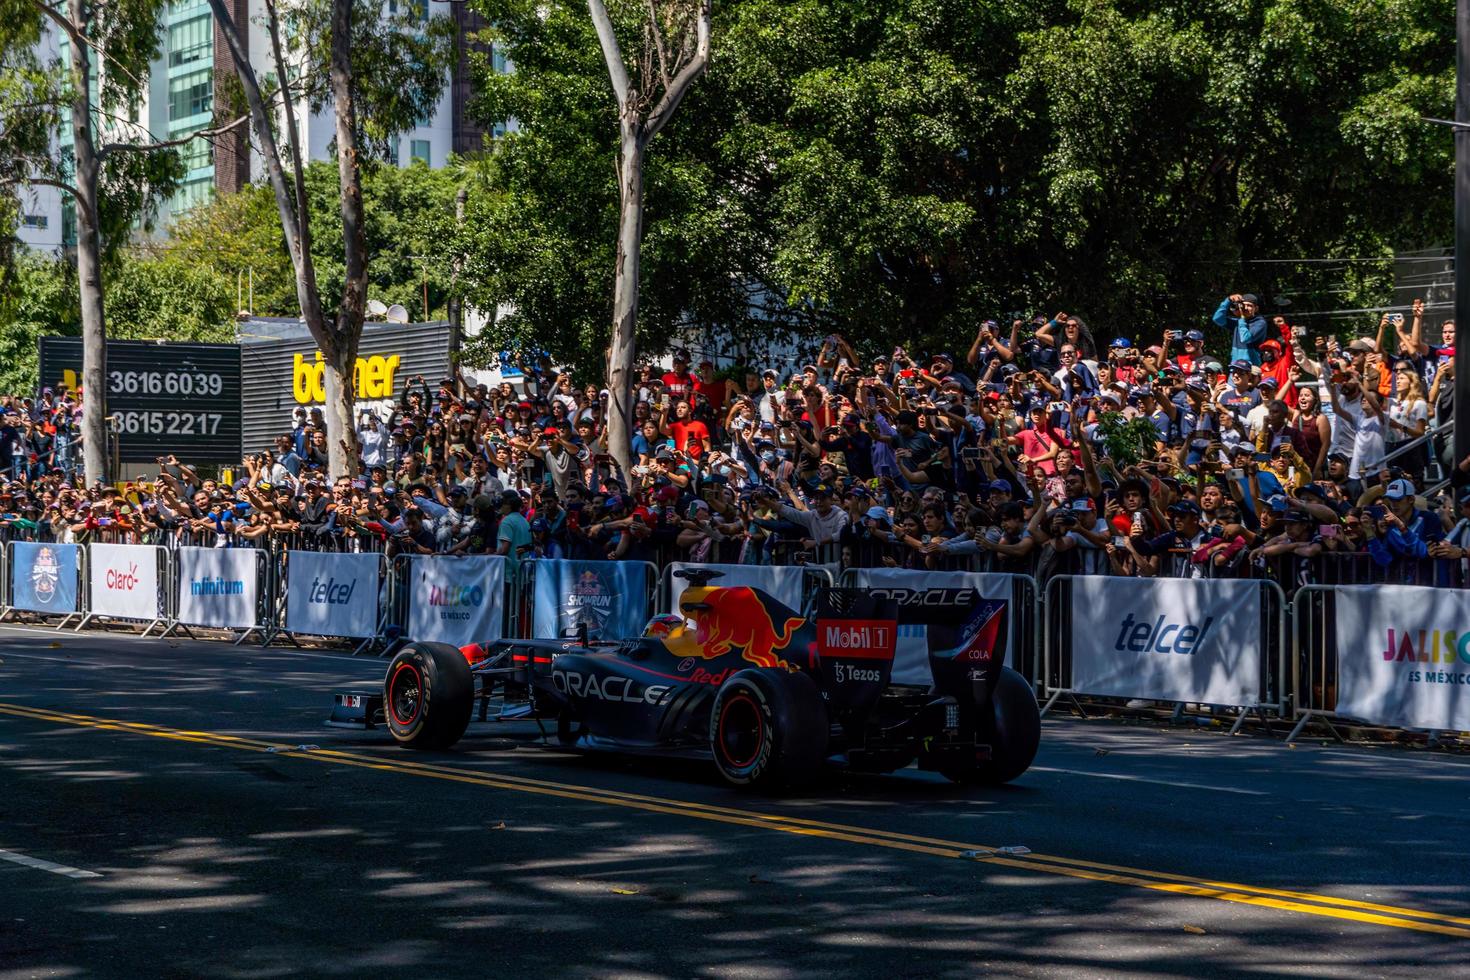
[68,0,107,485]
[321,337,360,479]
[328,0,367,479]
[606,127,645,478]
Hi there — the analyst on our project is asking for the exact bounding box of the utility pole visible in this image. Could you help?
[1457,0,1470,487]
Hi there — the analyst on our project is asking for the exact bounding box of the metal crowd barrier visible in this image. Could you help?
[1040,575,1289,731]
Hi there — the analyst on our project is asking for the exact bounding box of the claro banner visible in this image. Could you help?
[285,550,381,638]
[88,542,162,621]
[1334,584,1470,731]
[11,541,79,614]
[1068,577,1261,707]
[176,547,259,629]
[406,555,506,646]
[532,560,649,641]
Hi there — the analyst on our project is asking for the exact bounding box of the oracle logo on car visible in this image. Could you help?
[816,619,897,660]
[553,669,671,705]
[106,563,140,591]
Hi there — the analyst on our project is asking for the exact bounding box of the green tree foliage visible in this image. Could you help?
[461,0,1452,366]
[0,253,75,393]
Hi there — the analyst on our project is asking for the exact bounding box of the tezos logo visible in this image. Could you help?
[106,562,140,591]
[1114,613,1213,655]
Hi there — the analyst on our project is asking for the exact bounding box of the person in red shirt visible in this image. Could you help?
[659,398,711,459]
[1258,317,1298,407]
[661,349,695,401]
[692,360,736,417]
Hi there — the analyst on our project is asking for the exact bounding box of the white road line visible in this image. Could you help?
[1027,766,1269,796]
[0,847,102,879]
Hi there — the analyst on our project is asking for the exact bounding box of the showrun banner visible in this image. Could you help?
[532,560,649,641]
[175,547,259,629]
[10,541,78,614]
[406,555,505,646]
[1334,585,1470,731]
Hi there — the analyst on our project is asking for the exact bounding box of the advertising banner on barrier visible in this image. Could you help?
[175,547,259,629]
[10,541,79,614]
[1334,585,1470,731]
[285,550,380,638]
[88,542,162,621]
[666,562,807,616]
[532,560,648,640]
[406,555,505,646]
[844,568,1015,684]
[1067,577,1260,706]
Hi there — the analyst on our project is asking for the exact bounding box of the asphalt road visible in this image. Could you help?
[1,625,1467,979]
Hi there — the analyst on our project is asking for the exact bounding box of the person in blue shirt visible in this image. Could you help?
[1212,293,1269,366]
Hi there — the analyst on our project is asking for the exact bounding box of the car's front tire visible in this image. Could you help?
[709,669,827,788]
[384,642,474,750]
[942,666,1040,785]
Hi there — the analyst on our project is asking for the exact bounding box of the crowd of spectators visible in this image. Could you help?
[2,292,1466,593]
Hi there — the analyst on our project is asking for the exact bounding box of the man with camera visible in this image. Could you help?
[1212,292,1269,366]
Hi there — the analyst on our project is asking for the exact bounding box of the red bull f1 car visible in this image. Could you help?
[336,570,1040,789]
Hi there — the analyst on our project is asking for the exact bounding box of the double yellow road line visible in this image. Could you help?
[2,700,1467,939]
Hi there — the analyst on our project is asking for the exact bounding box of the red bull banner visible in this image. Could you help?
[531,560,649,641]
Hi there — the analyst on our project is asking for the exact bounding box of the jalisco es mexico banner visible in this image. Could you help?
[175,547,259,629]
[1067,576,1262,707]
[87,542,163,620]
[406,555,506,647]
[284,550,381,638]
[532,559,649,641]
[10,541,79,614]
[843,567,1015,685]
[1334,585,1470,732]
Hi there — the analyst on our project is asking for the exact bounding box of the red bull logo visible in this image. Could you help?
[666,587,805,670]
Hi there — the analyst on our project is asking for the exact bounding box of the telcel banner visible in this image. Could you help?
[88,542,162,621]
[1334,584,1470,731]
[1067,577,1261,707]
[406,555,505,646]
[176,547,259,629]
[10,541,79,614]
[666,563,807,616]
[532,560,648,641]
[285,550,380,638]
[844,568,1015,685]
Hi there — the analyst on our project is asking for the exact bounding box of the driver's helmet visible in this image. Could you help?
[642,613,689,639]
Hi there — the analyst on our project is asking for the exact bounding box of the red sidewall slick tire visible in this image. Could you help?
[384,642,474,750]
[709,670,827,789]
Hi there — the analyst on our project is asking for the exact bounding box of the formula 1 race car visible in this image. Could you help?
[337,570,1039,789]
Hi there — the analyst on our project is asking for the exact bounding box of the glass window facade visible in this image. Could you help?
[169,15,211,67]
[411,139,431,165]
[169,69,212,121]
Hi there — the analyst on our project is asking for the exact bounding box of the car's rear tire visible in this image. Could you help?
[384,642,474,750]
[709,669,827,788]
[943,667,1040,785]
